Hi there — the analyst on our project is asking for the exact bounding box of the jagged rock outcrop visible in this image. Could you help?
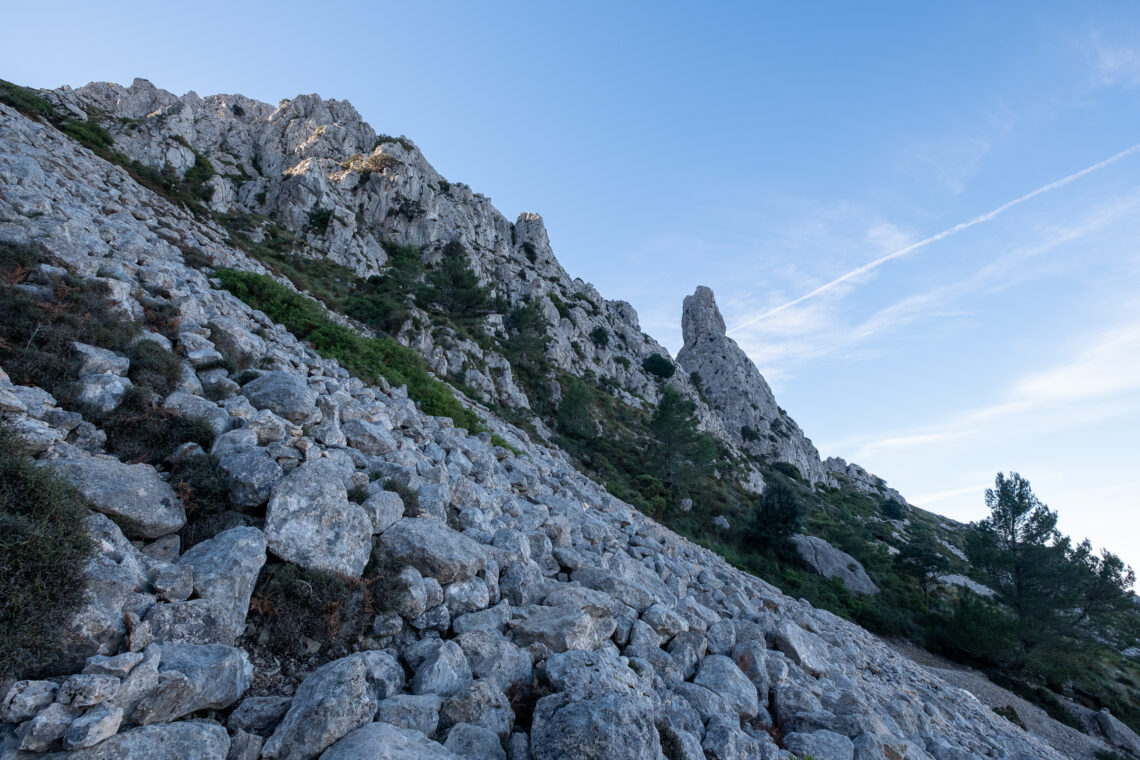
[0,87,1082,760]
[676,286,828,484]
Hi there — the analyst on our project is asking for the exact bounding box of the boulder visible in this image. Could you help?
[380,518,486,584]
[262,651,404,760]
[265,459,372,577]
[1,681,57,723]
[177,527,266,643]
[531,692,663,760]
[693,655,759,719]
[343,418,398,456]
[373,694,442,736]
[61,704,123,750]
[362,490,405,534]
[47,454,185,539]
[241,371,317,423]
[54,721,229,759]
[511,604,616,653]
[774,622,831,678]
[445,722,506,760]
[76,373,132,413]
[791,535,879,596]
[320,722,461,760]
[73,342,129,375]
[785,729,855,760]
[411,640,472,698]
[164,391,232,436]
[218,447,283,509]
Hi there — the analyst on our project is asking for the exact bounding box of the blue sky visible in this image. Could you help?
[4,1,1139,569]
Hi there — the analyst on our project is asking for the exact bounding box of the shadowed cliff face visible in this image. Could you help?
[676,286,828,484]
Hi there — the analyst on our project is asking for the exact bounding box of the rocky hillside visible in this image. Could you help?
[0,78,1137,760]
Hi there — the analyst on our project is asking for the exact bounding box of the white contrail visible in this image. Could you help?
[727,142,1140,334]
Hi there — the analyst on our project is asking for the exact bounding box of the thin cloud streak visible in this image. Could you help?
[727,142,1140,334]
[843,315,1140,460]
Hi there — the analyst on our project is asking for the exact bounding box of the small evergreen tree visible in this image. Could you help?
[416,240,499,327]
[748,479,805,557]
[649,387,715,489]
[895,539,950,605]
[557,377,595,440]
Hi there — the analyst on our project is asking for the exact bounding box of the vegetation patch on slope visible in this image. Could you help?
[0,423,94,678]
[215,269,482,432]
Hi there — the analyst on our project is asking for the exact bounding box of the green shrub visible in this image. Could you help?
[0,423,94,678]
[548,292,570,320]
[307,207,333,234]
[126,339,183,396]
[490,434,522,456]
[347,485,369,504]
[59,119,114,152]
[642,353,675,379]
[216,269,481,431]
[183,152,216,186]
[589,326,609,348]
[416,240,501,332]
[373,134,414,152]
[880,499,907,520]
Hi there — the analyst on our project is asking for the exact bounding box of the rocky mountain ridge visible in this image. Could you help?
[39,78,904,500]
[0,78,1132,760]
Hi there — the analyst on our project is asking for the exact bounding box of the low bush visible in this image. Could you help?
[642,353,675,379]
[0,423,94,678]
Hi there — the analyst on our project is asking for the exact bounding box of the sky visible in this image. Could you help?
[3,1,1139,570]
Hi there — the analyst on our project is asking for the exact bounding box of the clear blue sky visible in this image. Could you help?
[4,1,1139,569]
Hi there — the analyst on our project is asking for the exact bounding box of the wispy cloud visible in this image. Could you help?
[1091,33,1140,88]
[844,311,1140,460]
[911,483,989,508]
[907,134,992,195]
[729,192,1140,384]
[726,143,1140,334]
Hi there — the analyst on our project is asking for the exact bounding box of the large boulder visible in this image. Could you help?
[132,643,252,724]
[51,721,229,759]
[264,459,372,577]
[217,448,283,509]
[692,655,759,719]
[320,722,461,760]
[47,454,185,539]
[241,371,318,423]
[531,693,663,760]
[791,535,879,596]
[530,648,663,760]
[262,651,404,760]
[511,604,616,653]
[176,527,267,644]
[379,518,485,584]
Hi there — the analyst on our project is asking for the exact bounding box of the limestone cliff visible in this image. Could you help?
[676,286,829,484]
